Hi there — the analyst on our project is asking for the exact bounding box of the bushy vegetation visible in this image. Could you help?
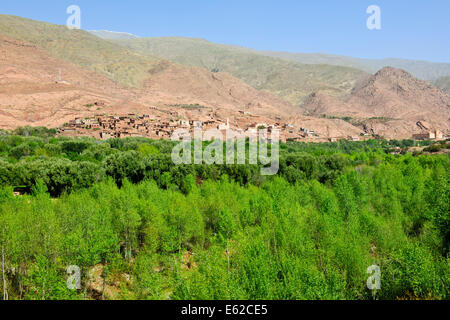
[423,140,450,153]
[0,133,448,300]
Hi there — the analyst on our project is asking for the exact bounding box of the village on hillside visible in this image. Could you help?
[58,109,449,144]
[57,111,365,143]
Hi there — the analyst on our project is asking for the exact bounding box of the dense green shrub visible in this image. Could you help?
[0,135,448,300]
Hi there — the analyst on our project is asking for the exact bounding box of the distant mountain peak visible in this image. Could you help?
[367,66,439,94]
[301,66,450,138]
[374,66,413,79]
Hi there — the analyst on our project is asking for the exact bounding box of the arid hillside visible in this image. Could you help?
[301,67,450,138]
[0,33,296,129]
[0,34,124,129]
[136,60,296,117]
[1,15,449,141]
[108,36,368,106]
[0,14,162,88]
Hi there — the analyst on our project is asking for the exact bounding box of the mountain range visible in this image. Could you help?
[0,14,449,139]
[262,51,450,81]
[90,32,450,81]
[106,36,368,106]
[0,15,295,130]
[302,67,450,138]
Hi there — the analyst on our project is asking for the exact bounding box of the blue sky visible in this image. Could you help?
[1,0,449,62]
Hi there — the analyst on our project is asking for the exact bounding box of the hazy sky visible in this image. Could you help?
[1,0,449,62]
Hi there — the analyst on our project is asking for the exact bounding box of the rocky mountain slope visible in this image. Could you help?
[0,34,122,129]
[1,15,448,140]
[0,14,160,88]
[301,67,450,138]
[108,37,368,106]
[0,33,295,129]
